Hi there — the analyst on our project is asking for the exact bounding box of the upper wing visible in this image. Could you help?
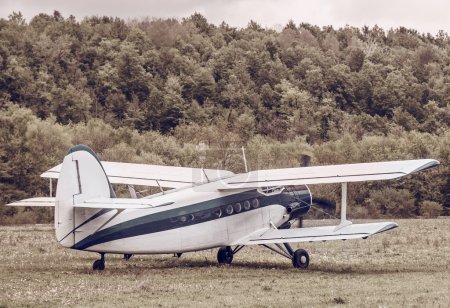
[42,161,234,189]
[234,222,398,245]
[217,159,439,190]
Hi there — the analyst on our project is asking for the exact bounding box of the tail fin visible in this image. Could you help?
[55,145,115,247]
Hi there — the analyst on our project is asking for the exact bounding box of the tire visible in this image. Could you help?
[217,246,233,265]
[93,259,105,271]
[292,249,309,269]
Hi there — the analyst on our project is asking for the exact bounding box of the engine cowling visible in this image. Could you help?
[280,185,312,220]
[286,201,310,219]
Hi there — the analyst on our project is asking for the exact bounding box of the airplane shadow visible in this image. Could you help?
[70,257,435,276]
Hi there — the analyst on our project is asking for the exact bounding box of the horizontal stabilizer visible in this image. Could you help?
[236,222,398,245]
[73,197,173,210]
[219,159,439,189]
[6,197,172,210]
[7,197,56,207]
[42,161,234,189]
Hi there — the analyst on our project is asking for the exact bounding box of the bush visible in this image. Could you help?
[365,188,416,218]
[420,201,443,218]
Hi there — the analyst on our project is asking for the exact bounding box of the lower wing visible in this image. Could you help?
[235,222,398,245]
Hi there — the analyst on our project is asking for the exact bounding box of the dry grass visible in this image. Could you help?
[0,219,449,307]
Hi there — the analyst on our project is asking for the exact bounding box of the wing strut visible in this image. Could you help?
[335,182,352,231]
[49,178,53,197]
[127,185,137,198]
[155,179,164,194]
[241,146,249,172]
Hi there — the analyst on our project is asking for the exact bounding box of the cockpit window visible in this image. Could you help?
[257,186,285,196]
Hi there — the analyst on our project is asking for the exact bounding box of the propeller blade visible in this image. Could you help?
[312,197,336,209]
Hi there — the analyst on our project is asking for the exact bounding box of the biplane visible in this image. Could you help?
[7,145,439,270]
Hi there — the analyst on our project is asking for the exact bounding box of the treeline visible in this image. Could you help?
[0,11,449,222]
[0,104,448,223]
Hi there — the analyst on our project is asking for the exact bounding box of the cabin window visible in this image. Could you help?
[197,211,211,220]
[243,200,251,210]
[225,204,234,215]
[234,202,242,213]
[214,208,222,218]
[252,198,260,209]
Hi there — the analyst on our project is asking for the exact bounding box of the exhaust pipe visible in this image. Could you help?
[286,202,310,220]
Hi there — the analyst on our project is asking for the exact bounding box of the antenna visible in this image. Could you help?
[241,146,249,172]
[202,168,210,183]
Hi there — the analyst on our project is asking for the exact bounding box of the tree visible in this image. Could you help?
[160,76,185,132]
[192,68,215,105]
[321,32,340,54]
[183,13,212,34]
[0,104,70,206]
[346,48,365,72]
[117,43,149,102]
[52,85,92,124]
[8,11,26,26]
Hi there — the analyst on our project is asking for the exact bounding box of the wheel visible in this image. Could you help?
[123,254,132,261]
[292,249,309,269]
[93,259,105,271]
[217,246,233,265]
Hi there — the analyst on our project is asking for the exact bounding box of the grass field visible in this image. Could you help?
[0,219,449,307]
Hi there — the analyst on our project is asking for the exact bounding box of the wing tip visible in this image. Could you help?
[375,222,398,235]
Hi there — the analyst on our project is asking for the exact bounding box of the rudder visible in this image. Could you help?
[55,145,115,247]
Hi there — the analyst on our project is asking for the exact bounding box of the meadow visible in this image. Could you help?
[0,219,449,307]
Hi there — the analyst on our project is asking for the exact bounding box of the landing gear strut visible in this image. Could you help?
[260,243,310,269]
[217,246,234,265]
[93,253,105,271]
[216,244,310,268]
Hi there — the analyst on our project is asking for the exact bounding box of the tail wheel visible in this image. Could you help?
[292,249,309,269]
[93,253,105,271]
[93,259,105,271]
[217,246,233,265]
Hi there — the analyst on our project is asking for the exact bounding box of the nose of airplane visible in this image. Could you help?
[286,201,311,219]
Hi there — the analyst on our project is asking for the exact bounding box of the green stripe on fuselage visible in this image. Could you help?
[72,189,311,250]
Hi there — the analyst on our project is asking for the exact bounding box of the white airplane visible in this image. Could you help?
[7,145,439,270]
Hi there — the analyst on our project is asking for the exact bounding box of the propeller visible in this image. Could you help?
[311,197,336,210]
[309,197,336,219]
[281,197,336,229]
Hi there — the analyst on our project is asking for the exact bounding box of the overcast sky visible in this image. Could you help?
[1,0,449,34]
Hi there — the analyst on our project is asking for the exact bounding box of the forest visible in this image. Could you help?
[0,11,449,223]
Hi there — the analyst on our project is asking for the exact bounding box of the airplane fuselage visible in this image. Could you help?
[70,183,312,254]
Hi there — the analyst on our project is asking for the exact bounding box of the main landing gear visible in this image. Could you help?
[217,245,245,265]
[217,246,234,264]
[216,244,310,269]
[261,243,310,269]
[93,253,105,271]
[292,248,310,269]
